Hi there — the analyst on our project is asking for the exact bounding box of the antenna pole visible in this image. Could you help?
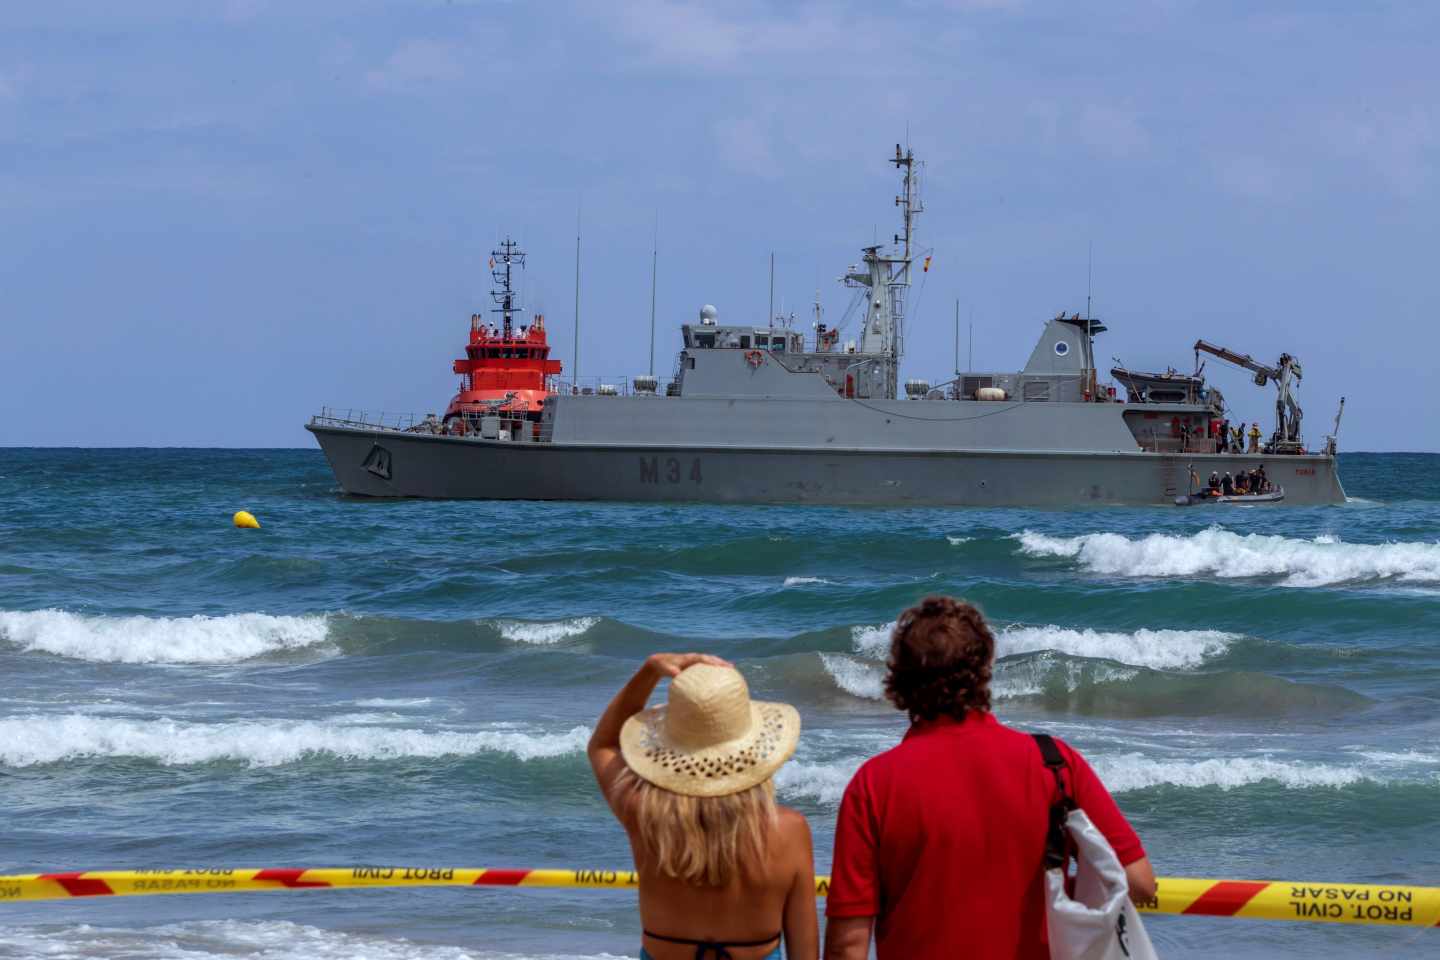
[953,299,959,375]
[573,205,581,391]
[768,252,775,330]
[649,213,658,378]
[969,308,974,371]
[1086,240,1093,321]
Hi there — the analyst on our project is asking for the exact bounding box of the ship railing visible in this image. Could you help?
[310,407,431,433]
[551,376,668,398]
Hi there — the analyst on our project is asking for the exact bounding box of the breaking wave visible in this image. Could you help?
[493,617,599,645]
[997,626,1234,670]
[847,621,1233,670]
[773,752,1403,807]
[818,653,885,699]
[783,576,833,587]
[0,920,631,960]
[0,610,331,664]
[775,758,863,805]
[1014,528,1440,587]
[1090,754,1377,792]
[0,715,590,768]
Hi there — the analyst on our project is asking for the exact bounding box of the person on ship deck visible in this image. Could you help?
[589,653,818,960]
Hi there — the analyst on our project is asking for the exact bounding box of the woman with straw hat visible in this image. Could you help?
[589,653,817,960]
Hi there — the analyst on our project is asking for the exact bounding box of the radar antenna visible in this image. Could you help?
[490,237,526,338]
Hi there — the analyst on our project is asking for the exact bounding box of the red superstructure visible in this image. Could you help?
[445,312,561,419]
[441,237,562,432]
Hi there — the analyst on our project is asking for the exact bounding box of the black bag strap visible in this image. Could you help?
[1033,733,1075,870]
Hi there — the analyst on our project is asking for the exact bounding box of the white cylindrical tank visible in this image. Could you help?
[598,383,619,396]
[632,375,658,394]
[905,379,931,399]
[976,386,1008,401]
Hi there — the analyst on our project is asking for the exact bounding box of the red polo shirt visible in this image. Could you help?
[826,711,1144,959]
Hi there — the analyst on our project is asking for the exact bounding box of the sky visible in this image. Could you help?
[2,1,1436,450]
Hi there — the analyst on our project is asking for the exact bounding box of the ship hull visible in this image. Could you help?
[308,424,1347,506]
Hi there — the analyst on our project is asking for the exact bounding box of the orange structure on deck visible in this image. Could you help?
[441,237,561,431]
[445,313,561,419]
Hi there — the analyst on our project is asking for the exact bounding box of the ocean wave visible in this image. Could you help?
[0,920,631,960]
[0,715,590,768]
[850,622,896,657]
[775,758,863,805]
[774,751,1392,807]
[1091,754,1377,792]
[847,620,1231,670]
[997,626,1233,670]
[493,617,599,645]
[783,576,833,586]
[1014,528,1440,587]
[0,609,331,664]
[946,535,974,545]
[818,654,885,699]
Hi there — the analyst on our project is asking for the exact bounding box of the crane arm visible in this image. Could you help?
[1193,340,1280,381]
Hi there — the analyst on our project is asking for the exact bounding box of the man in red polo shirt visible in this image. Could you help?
[823,597,1155,959]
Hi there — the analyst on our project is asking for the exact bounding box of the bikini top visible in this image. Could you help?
[642,928,782,960]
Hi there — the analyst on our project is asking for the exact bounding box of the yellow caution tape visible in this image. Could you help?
[1,868,1435,928]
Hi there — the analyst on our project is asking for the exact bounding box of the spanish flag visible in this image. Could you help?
[922,255,932,273]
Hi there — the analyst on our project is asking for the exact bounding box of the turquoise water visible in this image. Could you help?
[1,450,1437,958]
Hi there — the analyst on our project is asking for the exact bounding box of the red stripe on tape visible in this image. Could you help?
[1183,880,1271,916]
[39,873,114,897]
[252,869,330,889]
[474,870,530,886]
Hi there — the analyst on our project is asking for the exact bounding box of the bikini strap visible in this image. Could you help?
[642,929,782,960]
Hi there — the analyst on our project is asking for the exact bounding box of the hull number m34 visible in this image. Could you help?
[640,457,702,485]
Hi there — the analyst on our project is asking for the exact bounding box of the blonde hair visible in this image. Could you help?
[617,766,777,886]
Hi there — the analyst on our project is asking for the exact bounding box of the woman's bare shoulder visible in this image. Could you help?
[775,805,814,851]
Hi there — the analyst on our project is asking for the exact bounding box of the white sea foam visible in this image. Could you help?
[1352,750,1440,766]
[818,654,885,699]
[849,621,896,658]
[775,751,1384,806]
[494,617,599,644]
[0,920,631,960]
[1014,527,1440,587]
[775,759,863,805]
[1091,753,1374,792]
[0,715,590,768]
[783,576,833,586]
[996,626,1234,670]
[946,535,974,545]
[848,620,1229,670]
[353,697,435,708]
[992,656,1139,700]
[0,609,331,664]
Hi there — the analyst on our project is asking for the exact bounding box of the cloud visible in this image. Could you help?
[599,0,860,73]
[712,111,781,178]
[365,39,465,91]
[1338,106,1437,196]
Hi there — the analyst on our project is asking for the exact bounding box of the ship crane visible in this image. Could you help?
[1193,340,1305,453]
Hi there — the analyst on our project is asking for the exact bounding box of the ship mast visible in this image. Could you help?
[490,236,526,338]
[843,144,923,398]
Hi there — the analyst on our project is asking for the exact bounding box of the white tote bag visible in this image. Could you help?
[1044,808,1158,960]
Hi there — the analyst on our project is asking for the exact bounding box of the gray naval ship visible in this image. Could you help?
[308,147,1346,506]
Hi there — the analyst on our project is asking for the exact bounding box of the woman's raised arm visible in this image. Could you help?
[587,652,730,819]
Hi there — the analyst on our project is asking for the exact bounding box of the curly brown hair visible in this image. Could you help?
[884,596,995,721]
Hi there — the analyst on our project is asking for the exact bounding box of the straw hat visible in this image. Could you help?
[620,664,801,798]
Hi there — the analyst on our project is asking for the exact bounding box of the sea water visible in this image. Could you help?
[1,450,1436,959]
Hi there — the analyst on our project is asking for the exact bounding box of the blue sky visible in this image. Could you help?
[2,1,1436,449]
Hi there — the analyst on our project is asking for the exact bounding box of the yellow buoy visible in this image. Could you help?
[233,511,261,529]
